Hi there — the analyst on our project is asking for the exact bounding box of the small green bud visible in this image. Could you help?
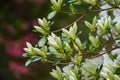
[84,16,96,32]
[62,23,77,40]
[75,37,84,51]
[33,47,47,59]
[98,16,112,34]
[64,42,73,53]
[50,0,63,11]
[89,35,99,48]
[50,66,63,80]
[71,56,82,66]
[34,26,47,35]
[48,33,62,49]
[38,18,49,30]
[24,42,34,55]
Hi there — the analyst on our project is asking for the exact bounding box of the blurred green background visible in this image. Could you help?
[0,0,97,80]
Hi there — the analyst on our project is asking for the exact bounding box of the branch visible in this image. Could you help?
[51,13,86,33]
[60,7,120,15]
[51,6,120,33]
[91,47,120,59]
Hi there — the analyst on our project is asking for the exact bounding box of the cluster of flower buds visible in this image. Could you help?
[98,16,112,34]
[50,65,80,80]
[50,66,63,80]
[24,42,47,59]
[34,18,50,36]
[50,0,63,11]
[62,23,78,40]
[84,16,97,32]
[100,60,120,80]
[89,35,100,48]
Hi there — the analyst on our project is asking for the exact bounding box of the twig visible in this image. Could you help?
[51,7,120,33]
[51,13,86,33]
[60,7,119,15]
[91,47,120,59]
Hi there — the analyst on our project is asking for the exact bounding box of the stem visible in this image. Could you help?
[60,7,119,15]
[51,6,120,33]
[51,13,86,33]
[90,47,120,59]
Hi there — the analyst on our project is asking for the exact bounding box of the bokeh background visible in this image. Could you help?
[0,0,96,80]
[0,0,53,80]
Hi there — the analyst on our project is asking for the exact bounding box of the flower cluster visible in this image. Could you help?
[101,60,120,80]
[23,0,120,80]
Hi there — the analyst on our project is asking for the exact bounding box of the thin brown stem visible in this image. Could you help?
[60,7,119,15]
[51,13,86,33]
[91,47,120,59]
[51,7,120,33]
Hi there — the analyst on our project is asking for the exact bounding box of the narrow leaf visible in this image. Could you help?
[22,53,31,57]
[25,59,31,66]
[31,56,42,62]
[38,36,47,47]
[70,3,75,13]
[53,58,61,66]
[47,11,56,19]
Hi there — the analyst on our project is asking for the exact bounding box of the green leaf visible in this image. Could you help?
[112,22,117,27]
[116,40,120,47]
[53,58,62,66]
[109,54,116,61]
[47,11,56,19]
[38,36,47,47]
[25,59,31,66]
[70,3,75,13]
[31,56,42,62]
[89,45,95,52]
[77,31,82,36]
[61,37,69,41]
[115,68,120,75]
[109,53,118,61]
[74,0,81,5]
[96,64,103,73]
[88,6,93,10]
[22,53,31,57]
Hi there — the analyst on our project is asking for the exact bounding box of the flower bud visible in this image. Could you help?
[62,23,77,40]
[50,0,63,11]
[98,16,112,34]
[24,42,34,55]
[48,33,62,49]
[84,16,97,32]
[50,66,63,80]
[71,56,82,66]
[89,35,99,48]
[75,37,84,51]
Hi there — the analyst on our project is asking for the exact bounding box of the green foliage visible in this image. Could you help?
[23,0,120,80]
